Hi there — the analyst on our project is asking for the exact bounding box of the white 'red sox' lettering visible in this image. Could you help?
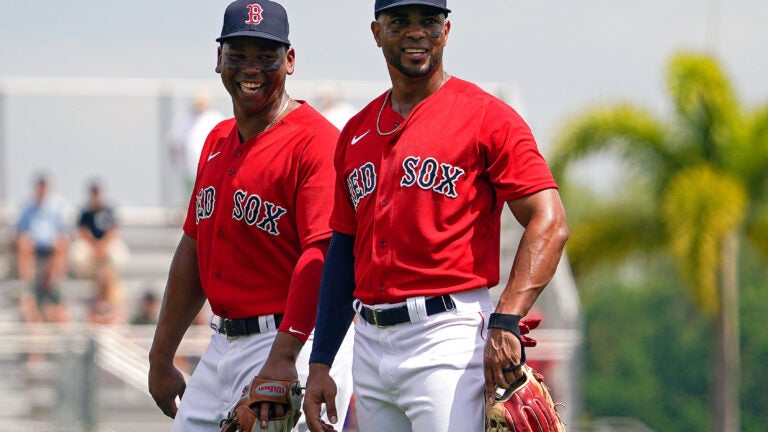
[232,189,287,235]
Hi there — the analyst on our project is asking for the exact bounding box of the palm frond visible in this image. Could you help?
[733,104,768,196]
[666,52,740,165]
[662,165,747,314]
[550,103,674,183]
[566,202,665,277]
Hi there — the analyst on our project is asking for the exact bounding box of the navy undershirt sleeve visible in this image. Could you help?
[309,231,356,366]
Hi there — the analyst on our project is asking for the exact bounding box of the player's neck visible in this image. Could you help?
[235,93,294,141]
[390,69,449,118]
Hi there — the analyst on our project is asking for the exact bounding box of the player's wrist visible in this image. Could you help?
[487,313,522,337]
[488,313,527,372]
[308,362,332,375]
[268,332,303,363]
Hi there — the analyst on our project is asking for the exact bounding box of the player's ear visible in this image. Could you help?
[285,47,296,76]
[371,20,382,47]
[215,45,223,74]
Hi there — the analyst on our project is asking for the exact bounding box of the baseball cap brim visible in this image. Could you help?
[375,0,450,15]
[216,31,290,45]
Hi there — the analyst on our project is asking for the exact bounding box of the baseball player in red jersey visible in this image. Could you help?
[148,1,353,431]
[303,1,569,431]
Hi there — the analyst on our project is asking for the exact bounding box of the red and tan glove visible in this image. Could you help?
[486,365,566,432]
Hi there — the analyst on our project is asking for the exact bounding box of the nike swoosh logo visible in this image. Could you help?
[288,326,307,336]
[351,130,370,145]
[207,151,222,161]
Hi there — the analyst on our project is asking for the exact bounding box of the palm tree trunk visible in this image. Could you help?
[712,231,740,432]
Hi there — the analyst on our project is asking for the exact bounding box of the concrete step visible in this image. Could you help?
[120,224,181,253]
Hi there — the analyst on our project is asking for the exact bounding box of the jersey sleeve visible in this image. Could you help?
[481,100,558,202]
[278,240,328,342]
[294,132,336,248]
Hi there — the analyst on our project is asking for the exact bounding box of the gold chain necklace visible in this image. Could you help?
[375,74,450,136]
[376,89,399,136]
[263,94,291,133]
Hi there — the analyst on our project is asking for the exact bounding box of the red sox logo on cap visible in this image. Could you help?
[217,0,290,45]
[245,4,264,25]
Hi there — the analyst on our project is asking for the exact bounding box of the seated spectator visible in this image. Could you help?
[15,173,69,323]
[70,180,130,324]
[86,269,126,324]
[131,290,159,325]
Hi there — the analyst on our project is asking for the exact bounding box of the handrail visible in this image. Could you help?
[0,322,207,396]
[93,326,167,396]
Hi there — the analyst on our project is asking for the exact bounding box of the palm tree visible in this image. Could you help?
[549,51,768,432]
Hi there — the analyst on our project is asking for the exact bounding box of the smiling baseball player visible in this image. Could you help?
[302,1,569,431]
[148,2,353,431]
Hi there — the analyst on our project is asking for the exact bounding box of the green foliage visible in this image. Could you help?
[583,268,710,431]
[565,201,665,278]
[746,203,768,259]
[662,166,747,314]
[582,250,768,432]
[666,52,740,165]
[549,104,673,191]
[737,246,768,432]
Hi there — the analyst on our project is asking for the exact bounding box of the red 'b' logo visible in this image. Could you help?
[245,4,264,25]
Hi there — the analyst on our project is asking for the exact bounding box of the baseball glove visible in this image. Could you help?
[486,365,565,432]
[519,317,541,348]
[220,377,303,432]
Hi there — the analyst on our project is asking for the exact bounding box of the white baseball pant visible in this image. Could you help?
[171,315,355,432]
[351,287,493,432]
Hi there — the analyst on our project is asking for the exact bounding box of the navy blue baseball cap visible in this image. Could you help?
[217,0,290,46]
[374,0,450,17]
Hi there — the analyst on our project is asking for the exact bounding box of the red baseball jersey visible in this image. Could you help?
[331,77,558,305]
[183,102,337,330]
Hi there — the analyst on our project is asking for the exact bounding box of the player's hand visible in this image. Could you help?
[148,360,186,418]
[255,356,299,429]
[483,328,524,404]
[304,363,340,432]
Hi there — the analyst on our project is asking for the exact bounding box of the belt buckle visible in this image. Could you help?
[441,295,455,312]
[222,319,239,340]
[372,308,385,328]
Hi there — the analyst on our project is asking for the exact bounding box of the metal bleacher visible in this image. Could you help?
[0,205,210,432]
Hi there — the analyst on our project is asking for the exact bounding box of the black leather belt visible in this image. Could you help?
[359,295,455,328]
[214,314,283,337]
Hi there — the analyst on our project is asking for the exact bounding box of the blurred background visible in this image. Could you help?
[0,0,766,431]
